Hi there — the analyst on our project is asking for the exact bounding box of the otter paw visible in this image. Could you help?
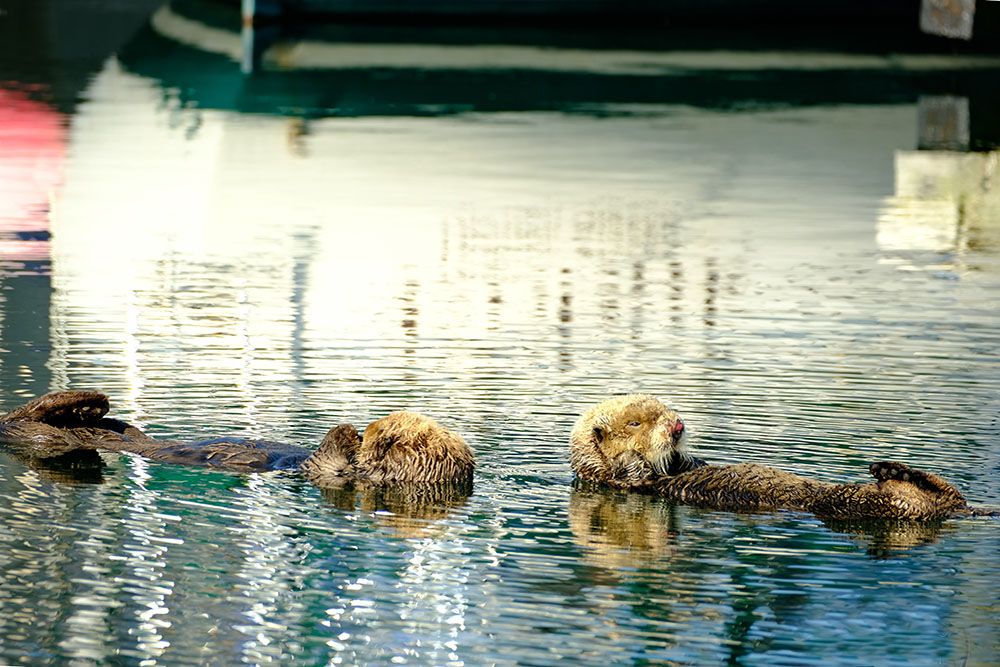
[608,450,658,488]
[869,461,917,483]
[869,461,961,497]
[2,390,110,426]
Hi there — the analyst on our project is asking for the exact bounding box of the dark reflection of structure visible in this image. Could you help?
[917,94,1000,153]
[703,257,719,328]
[0,0,160,114]
[320,480,473,538]
[0,0,160,407]
[486,280,502,333]
[628,260,645,341]
[668,259,683,325]
[558,293,572,325]
[556,268,573,372]
[400,279,419,355]
[285,117,310,156]
[119,0,1000,120]
[0,270,53,400]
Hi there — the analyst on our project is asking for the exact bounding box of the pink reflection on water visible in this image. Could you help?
[0,84,65,261]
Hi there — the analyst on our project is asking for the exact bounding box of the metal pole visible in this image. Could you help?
[241,0,256,74]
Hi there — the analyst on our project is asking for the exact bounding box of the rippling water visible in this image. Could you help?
[1,2,1000,665]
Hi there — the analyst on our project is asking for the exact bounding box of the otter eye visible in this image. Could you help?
[627,421,641,428]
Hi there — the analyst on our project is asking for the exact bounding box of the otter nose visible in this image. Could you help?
[672,420,685,439]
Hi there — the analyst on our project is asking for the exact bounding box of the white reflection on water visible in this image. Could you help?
[878,149,1000,274]
[391,528,471,665]
[118,458,174,662]
[50,55,929,424]
[229,475,310,664]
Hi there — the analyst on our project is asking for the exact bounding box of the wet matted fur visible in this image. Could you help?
[0,391,475,487]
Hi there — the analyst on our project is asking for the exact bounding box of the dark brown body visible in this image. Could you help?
[654,460,969,521]
[572,395,992,521]
[0,391,475,487]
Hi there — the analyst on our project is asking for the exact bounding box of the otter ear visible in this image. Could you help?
[592,425,605,444]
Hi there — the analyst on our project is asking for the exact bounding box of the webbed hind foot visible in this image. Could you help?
[1,390,110,426]
[869,461,961,497]
[868,460,967,515]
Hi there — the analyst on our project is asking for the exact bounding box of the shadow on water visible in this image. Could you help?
[0,441,471,535]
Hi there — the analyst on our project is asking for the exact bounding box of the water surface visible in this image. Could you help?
[1,3,999,665]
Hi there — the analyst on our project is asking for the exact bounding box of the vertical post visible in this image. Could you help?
[920,0,976,40]
[241,0,256,74]
[918,96,971,152]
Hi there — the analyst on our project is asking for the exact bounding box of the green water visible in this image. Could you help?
[1,1,999,664]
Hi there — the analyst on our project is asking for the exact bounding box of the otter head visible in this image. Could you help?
[302,413,475,488]
[570,394,690,488]
[356,411,475,485]
[300,424,361,488]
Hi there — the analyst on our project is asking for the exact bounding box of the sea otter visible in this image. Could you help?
[571,395,993,521]
[0,391,475,487]
[568,482,952,564]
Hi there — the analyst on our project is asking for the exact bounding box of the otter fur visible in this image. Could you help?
[0,391,475,487]
[571,395,991,521]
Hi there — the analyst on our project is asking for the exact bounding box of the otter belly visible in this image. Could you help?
[92,435,312,472]
[656,463,829,512]
[655,461,970,520]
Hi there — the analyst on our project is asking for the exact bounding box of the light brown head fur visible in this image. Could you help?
[570,395,692,487]
[302,411,475,487]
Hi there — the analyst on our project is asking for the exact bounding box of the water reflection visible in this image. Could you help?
[568,484,681,570]
[876,94,1000,274]
[0,84,61,400]
[1,449,106,485]
[565,483,966,664]
[321,481,473,539]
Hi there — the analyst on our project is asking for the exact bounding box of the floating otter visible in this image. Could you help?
[569,481,952,564]
[571,395,993,521]
[0,391,475,487]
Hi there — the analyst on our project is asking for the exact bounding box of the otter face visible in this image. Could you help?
[570,395,689,487]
